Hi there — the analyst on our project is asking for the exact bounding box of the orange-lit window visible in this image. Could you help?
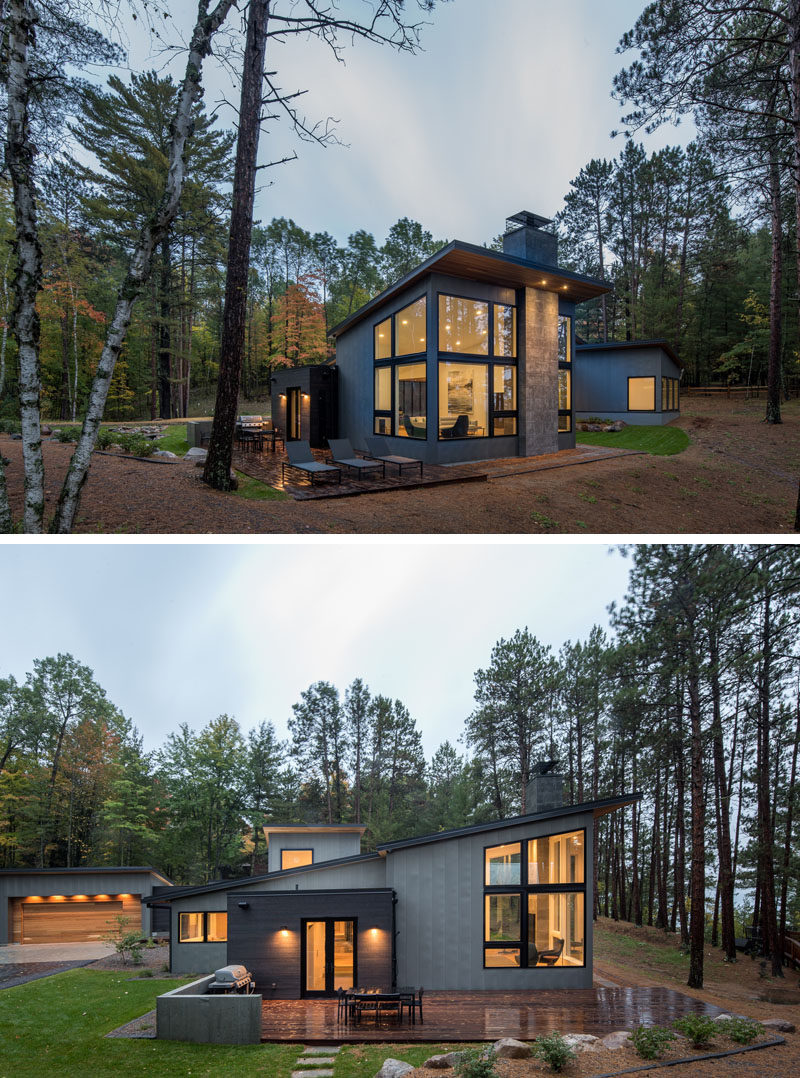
[281,849,313,870]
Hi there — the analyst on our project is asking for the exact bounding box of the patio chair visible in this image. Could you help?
[440,414,469,439]
[364,436,423,478]
[537,938,564,966]
[327,438,385,479]
[407,986,423,1024]
[282,440,341,486]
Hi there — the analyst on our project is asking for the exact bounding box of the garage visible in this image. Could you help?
[13,894,139,943]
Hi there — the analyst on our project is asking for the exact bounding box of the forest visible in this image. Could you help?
[1,544,798,989]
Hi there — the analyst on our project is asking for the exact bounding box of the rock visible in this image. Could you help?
[40,425,52,435]
[586,423,604,432]
[492,1038,531,1059]
[423,1052,466,1069]
[609,421,625,431]
[184,447,207,462]
[563,1033,600,1053]
[374,1060,415,1078]
[762,1017,795,1033]
[11,432,22,440]
[152,450,177,459]
[713,1014,733,1022]
[601,1031,632,1050]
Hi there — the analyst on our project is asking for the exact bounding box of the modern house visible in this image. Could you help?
[270,213,609,462]
[574,340,683,425]
[144,776,639,997]
[0,866,172,944]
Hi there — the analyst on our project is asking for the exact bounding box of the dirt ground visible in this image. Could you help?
[1,395,798,533]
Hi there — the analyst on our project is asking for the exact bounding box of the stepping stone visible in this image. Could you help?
[291,1071,334,1078]
[301,1046,341,1054]
[295,1059,336,1066]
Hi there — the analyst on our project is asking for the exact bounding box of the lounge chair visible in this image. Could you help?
[364,436,423,478]
[537,938,564,966]
[402,415,426,439]
[440,414,469,439]
[281,440,341,486]
[327,438,385,479]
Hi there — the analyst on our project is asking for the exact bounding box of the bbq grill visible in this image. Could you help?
[207,964,255,994]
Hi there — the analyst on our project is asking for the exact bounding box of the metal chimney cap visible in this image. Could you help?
[531,760,559,776]
[505,210,553,233]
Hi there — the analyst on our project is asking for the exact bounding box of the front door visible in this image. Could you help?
[287,387,301,440]
[302,919,356,997]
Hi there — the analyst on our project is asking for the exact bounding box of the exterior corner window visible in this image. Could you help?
[439,295,489,355]
[628,376,655,411]
[493,304,517,358]
[528,892,584,967]
[374,317,392,360]
[439,361,488,438]
[557,315,572,364]
[485,893,521,942]
[662,377,679,412]
[485,842,521,886]
[374,416,392,435]
[281,849,313,870]
[396,361,426,438]
[492,363,517,436]
[179,912,204,943]
[206,912,228,942]
[394,297,427,357]
[558,369,571,412]
[558,414,572,433]
[484,947,521,968]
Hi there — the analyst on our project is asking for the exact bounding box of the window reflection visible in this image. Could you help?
[528,892,584,967]
[485,842,521,886]
[558,316,571,364]
[439,295,489,354]
[527,831,584,885]
[558,369,571,411]
[395,298,427,356]
[494,304,517,358]
[439,362,488,438]
[396,362,426,438]
[486,893,520,941]
[375,366,391,411]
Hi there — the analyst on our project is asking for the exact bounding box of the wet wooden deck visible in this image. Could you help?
[260,988,724,1043]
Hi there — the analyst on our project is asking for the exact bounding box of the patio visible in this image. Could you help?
[259,987,724,1043]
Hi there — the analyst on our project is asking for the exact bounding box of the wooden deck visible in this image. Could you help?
[260,988,724,1044]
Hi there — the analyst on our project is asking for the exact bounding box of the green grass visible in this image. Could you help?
[234,471,290,501]
[0,968,474,1077]
[576,425,690,456]
[155,424,190,457]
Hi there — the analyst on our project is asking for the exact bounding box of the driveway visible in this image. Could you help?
[0,941,114,989]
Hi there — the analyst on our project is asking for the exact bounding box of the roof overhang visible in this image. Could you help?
[576,338,684,370]
[263,825,367,835]
[331,240,611,339]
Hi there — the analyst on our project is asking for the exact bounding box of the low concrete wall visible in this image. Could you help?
[157,975,263,1044]
[186,421,213,448]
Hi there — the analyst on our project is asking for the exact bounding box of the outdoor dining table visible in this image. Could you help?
[344,986,420,1026]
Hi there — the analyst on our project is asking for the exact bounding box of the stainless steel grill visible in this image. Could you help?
[208,964,255,994]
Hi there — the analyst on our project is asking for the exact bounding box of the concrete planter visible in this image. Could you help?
[157,975,263,1044]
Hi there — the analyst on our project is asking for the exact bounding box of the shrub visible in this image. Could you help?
[455,1048,497,1078]
[0,418,21,434]
[102,914,144,966]
[532,1031,577,1072]
[719,1017,764,1045]
[118,433,155,457]
[139,967,153,977]
[673,1014,718,1048]
[52,426,82,442]
[95,428,119,449]
[628,1024,676,1059]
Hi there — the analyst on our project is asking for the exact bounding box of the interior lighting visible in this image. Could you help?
[401,319,408,325]
[541,280,547,285]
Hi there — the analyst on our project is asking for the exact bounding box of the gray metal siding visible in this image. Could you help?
[574,346,681,425]
[267,832,363,873]
[0,870,164,943]
[387,813,594,990]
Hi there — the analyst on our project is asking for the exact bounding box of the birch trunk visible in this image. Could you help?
[51,0,236,532]
[4,0,44,533]
[203,0,270,491]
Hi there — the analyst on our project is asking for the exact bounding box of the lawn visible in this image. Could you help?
[0,968,471,1077]
[234,470,290,501]
[155,424,190,457]
[576,424,690,455]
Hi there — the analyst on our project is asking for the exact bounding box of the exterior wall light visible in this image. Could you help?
[238,900,250,909]
[279,925,289,935]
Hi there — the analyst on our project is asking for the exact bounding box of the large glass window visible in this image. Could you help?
[662,377,679,412]
[206,912,228,942]
[281,849,313,870]
[374,317,392,360]
[528,831,584,885]
[558,316,572,434]
[557,315,571,364]
[375,366,391,410]
[494,304,517,358]
[528,893,584,967]
[396,362,426,438]
[439,362,488,439]
[439,295,489,354]
[179,912,204,943]
[629,377,655,411]
[485,894,521,941]
[558,369,571,412]
[493,365,517,436]
[395,298,427,356]
[485,842,522,886]
[484,947,521,967]
[179,911,227,943]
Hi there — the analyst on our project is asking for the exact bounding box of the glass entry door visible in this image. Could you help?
[302,919,356,997]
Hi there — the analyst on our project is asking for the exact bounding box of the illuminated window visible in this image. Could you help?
[527,831,584,885]
[206,912,228,942]
[486,893,521,941]
[374,317,392,360]
[484,947,521,967]
[494,304,517,358]
[281,849,313,870]
[528,892,584,967]
[628,376,655,411]
[485,842,521,886]
[439,362,488,438]
[179,913,205,943]
[396,362,426,438]
[558,369,571,412]
[557,315,572,364]
[662,377,679,411]
[439,295,489,355]
[395,298,427,356]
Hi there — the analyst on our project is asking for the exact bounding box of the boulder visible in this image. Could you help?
[152,450,177,459]
[713,1014,733,1022]
[762,1017,795,1033]
[563,1033,600,1053]
[40,425,52,435]
[184,447,207,462]
[609,421,625,432]
[11,432,22,440]
[422,1055,453,1069]
[601,1031,632,1050]
[374,1060,415,1078]
[492,1038,531,1058]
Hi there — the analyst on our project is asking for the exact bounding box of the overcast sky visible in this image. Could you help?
[1,542,631,757]
[107,0,693,248]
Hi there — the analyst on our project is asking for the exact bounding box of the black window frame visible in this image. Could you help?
[178,910,228,944]
[482,827,587,970]
[436,291,519,442]
[372,293,428,437]
[558,314,572,433]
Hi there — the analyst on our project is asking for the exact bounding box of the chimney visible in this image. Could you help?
[525,760,565,813]
[502,210,558,268]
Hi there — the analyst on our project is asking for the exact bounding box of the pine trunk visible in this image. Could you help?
[203,0,270,491]
[765,145,782,424]
[687,661,705,988]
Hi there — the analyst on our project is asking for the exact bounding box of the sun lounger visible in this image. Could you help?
[282,440,341,486]
[364,436,423,477]
[327,439,385,479]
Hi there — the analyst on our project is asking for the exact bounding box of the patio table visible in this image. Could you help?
[345,987,404,1026]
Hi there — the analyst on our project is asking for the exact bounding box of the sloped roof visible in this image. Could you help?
[576,338,684,369]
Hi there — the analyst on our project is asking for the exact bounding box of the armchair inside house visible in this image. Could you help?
[537,936,564,966]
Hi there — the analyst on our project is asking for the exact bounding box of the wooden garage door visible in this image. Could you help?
[20,896,137,943]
